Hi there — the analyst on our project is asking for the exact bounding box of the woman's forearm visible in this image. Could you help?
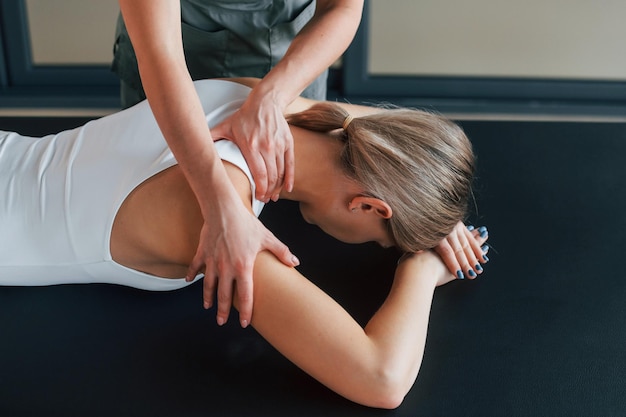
[362,253,440,406]
[247,251,444,409]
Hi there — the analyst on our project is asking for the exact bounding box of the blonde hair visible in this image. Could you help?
[287,103,475,252]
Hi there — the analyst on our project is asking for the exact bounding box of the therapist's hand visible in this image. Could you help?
[211,90,294,203]
[186,201,299,328]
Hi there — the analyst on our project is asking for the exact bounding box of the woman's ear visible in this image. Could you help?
[348,196,393,219]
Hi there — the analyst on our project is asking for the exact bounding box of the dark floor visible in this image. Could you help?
[1,117,625,417]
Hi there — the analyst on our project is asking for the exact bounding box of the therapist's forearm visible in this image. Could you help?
[120,0,240,214]
[253,0,363,108]
[143,61,239,214]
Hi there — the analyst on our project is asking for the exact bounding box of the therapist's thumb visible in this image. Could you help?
[210,121,232,142]
[265,234,300,267]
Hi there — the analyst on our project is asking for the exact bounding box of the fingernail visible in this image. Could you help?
[478,226,487,233]
[467,225,475,231]
[217,317,225,326]
[456,270,465,280]
[241,319,249,328]
[482,254,490,262]
[475,264,483,272]
[292,255,300,266]
[271,194,280,202]
[204,301,210,309]
[481,244,489,252]
[468,270,477,278]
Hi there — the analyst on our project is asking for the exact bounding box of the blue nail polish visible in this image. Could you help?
[456,270,465,280]
[482,254,490,262]
[480,230,488,238]
[467,225,475,231]
[475,264,483,272]
[481,244,489,252]
[478,226,487,233]
[468,270,477,278]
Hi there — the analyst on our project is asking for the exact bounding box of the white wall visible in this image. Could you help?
[23,0,626,81]
[369,0,626,80]
[26,0,119,65]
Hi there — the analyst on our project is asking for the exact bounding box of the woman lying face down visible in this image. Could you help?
[0,78,489,409]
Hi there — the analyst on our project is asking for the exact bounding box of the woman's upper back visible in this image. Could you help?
[0,80,260,288]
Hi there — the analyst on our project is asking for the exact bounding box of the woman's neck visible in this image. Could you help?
[280,126,346,204]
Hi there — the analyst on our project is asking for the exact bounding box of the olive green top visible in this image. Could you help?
[112,0,327,106]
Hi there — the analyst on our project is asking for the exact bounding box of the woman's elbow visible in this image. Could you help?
[368,390,406,410]
[361,384,408,409]
[358,367,415,409]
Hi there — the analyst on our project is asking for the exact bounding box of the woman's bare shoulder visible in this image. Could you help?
[217,77,321,114]
[219,77,261,89]
[219,77,384,116]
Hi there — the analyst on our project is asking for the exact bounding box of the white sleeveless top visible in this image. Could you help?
[0,80,264,290]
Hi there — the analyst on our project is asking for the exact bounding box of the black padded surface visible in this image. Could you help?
[1,117,625,416]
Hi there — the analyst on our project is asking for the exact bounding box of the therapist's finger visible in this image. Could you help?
[244,147,270,201]
[186,253,204,283]
[215,271,233,327]
[258,139,278,202]
[234,263,254,328]
[283,133,295,194]
[202,271,217,310]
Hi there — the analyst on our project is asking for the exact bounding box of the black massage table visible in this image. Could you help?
[1,117,625,416]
